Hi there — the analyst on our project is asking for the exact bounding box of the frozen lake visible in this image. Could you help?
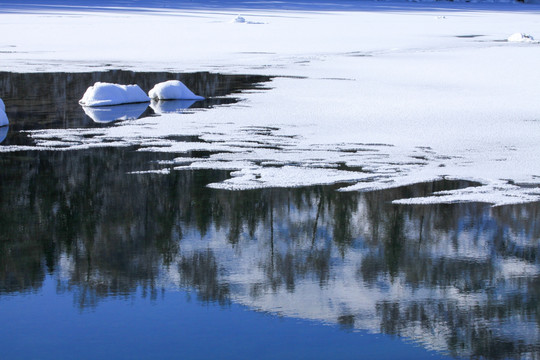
[1,1,540,358]
[1,70,539,359]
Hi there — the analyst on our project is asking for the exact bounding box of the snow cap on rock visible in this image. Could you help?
[79,82,150,107]
[148,80,204,101]
[507,33,536,42]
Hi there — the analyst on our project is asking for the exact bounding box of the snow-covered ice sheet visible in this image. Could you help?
[1,2,540,205]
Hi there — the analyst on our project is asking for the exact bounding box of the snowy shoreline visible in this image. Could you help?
[1,2,540,205]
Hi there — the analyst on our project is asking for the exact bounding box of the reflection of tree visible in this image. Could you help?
[1,138,540,358]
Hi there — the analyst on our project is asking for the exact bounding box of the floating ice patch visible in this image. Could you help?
[79,82,150,107]
[392,181,540,207]
[507,33,536,43]
[150,99,196,114]
[82,102,149,123]
[148,80,204,101]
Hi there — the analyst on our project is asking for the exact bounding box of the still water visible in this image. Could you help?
[0,72,539,359]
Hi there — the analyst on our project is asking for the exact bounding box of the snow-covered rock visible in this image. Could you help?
[79,82,150,107]
[507,33,536,43]
[233,15,246,23]
[0,98,8,127]
[148,80,204,101]
[82,102,149,123]
[150,99,196,114]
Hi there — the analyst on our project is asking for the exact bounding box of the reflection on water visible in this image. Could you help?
[0,144,539,359]
[0,126,7,143]
[0,70,271,142]
[82,102,150,123]
[150,99,197,114]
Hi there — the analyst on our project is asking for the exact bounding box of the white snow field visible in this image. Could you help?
[148,80,204,100]
[1,1,540,205]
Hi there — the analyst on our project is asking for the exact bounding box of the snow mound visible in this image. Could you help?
[79,82,150,107]
[82,102,149,123]
[507,33,536,43]
[148,80,204,101]
[0,99,8,127]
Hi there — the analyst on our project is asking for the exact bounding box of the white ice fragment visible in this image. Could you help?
[507,33,536,43]
[82,102,149,123]
[79,82,150,107]
[0,98,8,127]
[148,80,204,101]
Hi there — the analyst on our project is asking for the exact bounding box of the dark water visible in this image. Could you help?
[1,72,539,359]
[0,70,271,142]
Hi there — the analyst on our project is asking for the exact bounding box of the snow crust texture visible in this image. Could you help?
[79,82,150,107]
[148,80,204,100]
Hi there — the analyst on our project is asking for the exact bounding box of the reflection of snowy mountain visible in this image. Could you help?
[1,143,538,359]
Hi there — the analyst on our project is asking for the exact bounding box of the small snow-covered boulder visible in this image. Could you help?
[148,80,204,101]
[79,82,150,107]
[233,15,246,23]
[0,98,8,127]
[507,33,535,42]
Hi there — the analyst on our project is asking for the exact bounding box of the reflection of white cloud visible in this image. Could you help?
[150,99,196,115]
[82,102,149,123]
[0,125,8,144]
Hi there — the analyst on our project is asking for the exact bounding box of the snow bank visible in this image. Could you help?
[82,102,149,123]
[507,33,536,43]
[148,80,204,101]
[150,99,196,114]
[0,99,8,127]
[79,82,150,107]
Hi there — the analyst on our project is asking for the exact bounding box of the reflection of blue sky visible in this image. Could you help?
[82,102,149,123]
[150,99,196,115]
[0,126,7,144]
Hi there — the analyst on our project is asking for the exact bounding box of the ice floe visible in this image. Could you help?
[507,33,537,43]
[148,80,204,101]
[82,102,149,123]
[79,82,150,107]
